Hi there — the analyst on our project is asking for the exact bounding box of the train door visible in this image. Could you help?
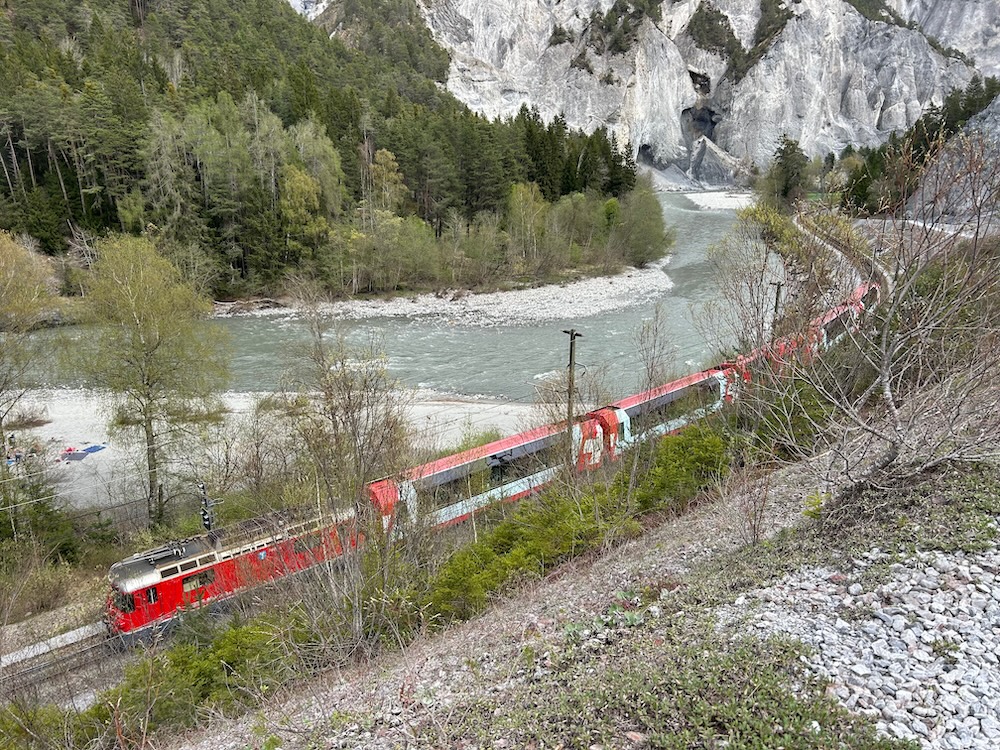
[137,585,164,624]
[575,419,606,471]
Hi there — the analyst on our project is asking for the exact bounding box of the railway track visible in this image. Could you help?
[795,213,895,295]
[0,623,109,695]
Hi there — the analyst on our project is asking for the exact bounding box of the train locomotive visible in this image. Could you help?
[106,280,879,641]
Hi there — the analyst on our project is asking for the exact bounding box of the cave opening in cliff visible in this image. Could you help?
[689,70,711,95]
[636,144,660,168]
[681,106,720,142]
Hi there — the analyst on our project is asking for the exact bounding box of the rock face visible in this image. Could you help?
[413,0,975,178]
[911,93,1000,225]
[286,0,994,181]
[713,0,970,166]
[969,91,1000,136]
[286,0,331,21]
[888,0,1000,78]
[419,0,697,170]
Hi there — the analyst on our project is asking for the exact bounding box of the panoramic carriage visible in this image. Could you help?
[721,281,882,386]
[595,368,731,451]
[367,417,607,530]
[802,281,881,352]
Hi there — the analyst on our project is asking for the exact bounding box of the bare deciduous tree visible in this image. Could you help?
[715,132,1000,515]
[807,133,1000,505]
[282,297,413,650]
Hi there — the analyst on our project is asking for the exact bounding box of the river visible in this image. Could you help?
[214,191,745,402]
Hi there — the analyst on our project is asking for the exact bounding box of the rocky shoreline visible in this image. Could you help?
[214,259,677,328]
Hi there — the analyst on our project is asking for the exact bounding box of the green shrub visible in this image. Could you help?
[1,476,79,562]
[842,0,901,25]
[625,424,729,512]
[0,703,69,749]
[425,488,621,622]
[75,614,308,743]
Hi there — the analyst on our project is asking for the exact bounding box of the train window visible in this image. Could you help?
[180,559,198,573]
[146,587,158,604]
[113,591,135,613]
[182,569,216,593]
[825,314,848,343]
[631,382,718,436]
[293,533,323,554]
[160,565,178,578]
[487,454,508,484]
[446,449,556,506]
[197,555,215,567]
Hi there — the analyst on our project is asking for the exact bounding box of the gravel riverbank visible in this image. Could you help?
[215,191,752,328]
[12,389,540,510]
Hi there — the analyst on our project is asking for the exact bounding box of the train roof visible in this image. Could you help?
[108,511,332,594]
[109,536,217,594]
[406,421,565,483]
[611,369,723,412]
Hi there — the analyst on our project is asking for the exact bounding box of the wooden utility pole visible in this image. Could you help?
[562,328,583,469]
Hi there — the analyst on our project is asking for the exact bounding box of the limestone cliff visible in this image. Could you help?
[416,0,977,179]
[287,0,330,21]
[712,0,971,166]
[888,0,1000,78]
[289,0,994,182]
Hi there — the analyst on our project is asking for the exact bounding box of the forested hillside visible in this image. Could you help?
[0,0,651,297]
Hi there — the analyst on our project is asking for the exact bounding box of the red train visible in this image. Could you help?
[105,281,879,641]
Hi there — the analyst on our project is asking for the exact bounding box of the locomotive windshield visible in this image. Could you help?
[112,591,135,613]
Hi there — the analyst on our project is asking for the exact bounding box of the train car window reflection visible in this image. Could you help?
[182,569,216,593]
[825,314,848,343]
[424,448,558,510]
[632,382,718,435]
[293,533,324,555]
[113,592,135,613]
[488,454,510,484]
[146,587,158,604]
